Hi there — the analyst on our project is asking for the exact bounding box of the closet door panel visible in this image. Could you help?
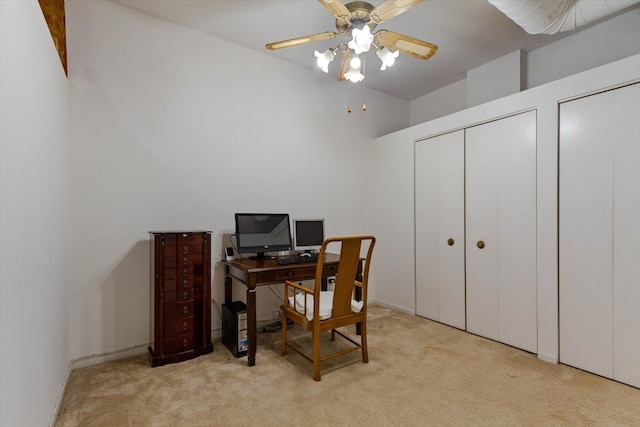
[496,112,537,353]
[415,131,465,329]
[612,84,640,387]
[466,111,537,352]
[465,124,500,341]
[560,92,615,378]
[415,137,440,319]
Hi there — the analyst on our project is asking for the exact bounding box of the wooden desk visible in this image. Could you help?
[223,254,341,366]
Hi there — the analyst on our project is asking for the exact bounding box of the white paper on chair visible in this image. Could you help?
[288,291,363,322]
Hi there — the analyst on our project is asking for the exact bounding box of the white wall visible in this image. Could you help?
[0,2,70,426]
[370,54,640,364]
[410,80,466,127]
[409,6,640,124]
[65,0,409,361]
[467,49,525,108]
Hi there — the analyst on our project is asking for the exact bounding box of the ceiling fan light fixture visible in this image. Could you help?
[314,48,336,73]
[343,64,364,83]
[348,25,374,54]
[377,47,399,70]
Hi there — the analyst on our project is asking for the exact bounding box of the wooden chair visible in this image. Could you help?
[281,235,375,381]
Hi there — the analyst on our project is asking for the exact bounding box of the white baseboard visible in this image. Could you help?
[369,299,415,315]
[537,352,559,364]
[70,328,223,370]
[71,343,149,370]
[49,362,73,427]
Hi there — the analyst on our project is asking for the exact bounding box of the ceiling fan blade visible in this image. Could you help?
[374,30,437,60]
[265,31,337,50]
[337,48,351,81]
[318,0,352,26]
[370,0,426,25]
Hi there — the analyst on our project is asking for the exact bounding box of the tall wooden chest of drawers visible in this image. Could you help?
[148,231,213,366]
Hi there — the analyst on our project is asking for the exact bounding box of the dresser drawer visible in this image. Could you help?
[164,300,203,320]
[165,318,194,336]
[164,286,203,303]
[163,266,203,281]
[163,251,203,268]
[161,232,205,246]
[164,333,197,354]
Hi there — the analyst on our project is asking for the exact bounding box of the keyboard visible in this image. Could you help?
[276,253,320,265]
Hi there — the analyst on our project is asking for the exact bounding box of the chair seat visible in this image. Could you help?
[288,291,364,321]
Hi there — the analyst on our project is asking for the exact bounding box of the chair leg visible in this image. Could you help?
[281,312,288,355]
[313,329,321,381]
[330,329,336,341]
[360,319,369,363]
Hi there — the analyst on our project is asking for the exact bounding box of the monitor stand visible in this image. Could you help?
[249,252,273,261]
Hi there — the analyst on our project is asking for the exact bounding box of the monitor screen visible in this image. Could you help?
[293,219,325,252]
[234,213,292,260]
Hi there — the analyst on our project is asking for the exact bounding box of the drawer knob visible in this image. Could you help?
[477,240,486,249]
[183,257,188,266]
[183,280,188,288]
[182,269,188,277]
[183,338,188,347]
[182,322,188,331]
[183,305,189,314]
[447,238,455,246]
[183,291,188,300]
[183,246,188,254]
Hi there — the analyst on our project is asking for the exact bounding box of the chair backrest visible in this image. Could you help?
[314,235,376,318]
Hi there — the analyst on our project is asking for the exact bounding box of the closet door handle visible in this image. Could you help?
[447,238,455,246]
[477,240,485,249]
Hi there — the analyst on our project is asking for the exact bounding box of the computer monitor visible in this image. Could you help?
[293,219,325,252]
[234,213,292,260]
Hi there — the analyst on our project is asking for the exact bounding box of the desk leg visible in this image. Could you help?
[224,265,232,305]
[247,288,257,366]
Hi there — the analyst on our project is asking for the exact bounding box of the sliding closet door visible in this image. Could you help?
[465,111,537,353]
[560,83,640,387]
[415,131,465,329]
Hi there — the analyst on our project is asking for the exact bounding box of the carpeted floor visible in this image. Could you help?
[54,305,640,426]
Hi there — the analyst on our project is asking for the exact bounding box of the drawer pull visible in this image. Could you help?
[182,269,188,277]
[183,246,188,254]
[477,240,486,249]
[183,291,188,300]
[183,280,188,288]
[447,238,455,246]
[183,257,188,266]
[183,305,189,314]
[182,322,188,331]
[183,338,188,347]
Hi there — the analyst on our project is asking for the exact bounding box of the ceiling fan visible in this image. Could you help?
[265,0,438,83]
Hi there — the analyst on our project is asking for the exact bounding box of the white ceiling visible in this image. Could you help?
[112,0,613,100]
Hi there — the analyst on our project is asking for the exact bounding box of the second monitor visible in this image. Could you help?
[293,219,325,252]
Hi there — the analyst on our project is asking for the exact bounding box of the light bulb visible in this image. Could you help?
[377,47,399,71]
[314,49,336,73]
[350,56,361,69]
[348,25,374,54]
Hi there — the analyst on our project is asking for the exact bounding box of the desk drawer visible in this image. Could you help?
[275,266,316,281]
[274,264,339,282]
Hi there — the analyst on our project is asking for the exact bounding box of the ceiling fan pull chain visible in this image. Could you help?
[348,83,352,113]
[362,55,367,111]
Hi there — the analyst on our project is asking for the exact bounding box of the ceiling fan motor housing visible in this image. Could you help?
[337,1,378,32]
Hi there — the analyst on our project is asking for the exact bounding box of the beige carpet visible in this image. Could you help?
[54,306,640,426]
